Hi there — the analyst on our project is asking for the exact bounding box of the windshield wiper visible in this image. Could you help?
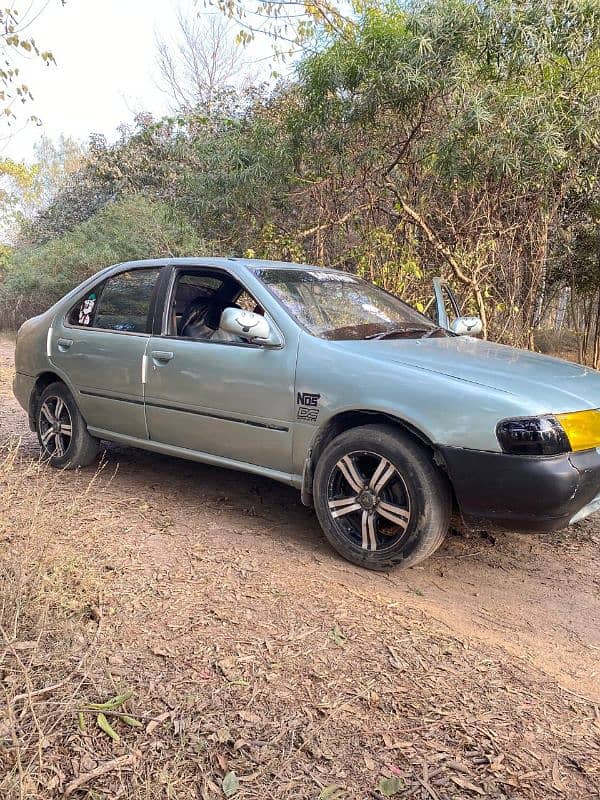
[365,327,431,340]
[421,326,445,338]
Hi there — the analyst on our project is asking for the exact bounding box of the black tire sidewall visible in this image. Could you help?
[36,382,96,469]
[314,425,450,570]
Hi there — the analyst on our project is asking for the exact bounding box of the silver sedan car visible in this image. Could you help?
[13,257,600,570]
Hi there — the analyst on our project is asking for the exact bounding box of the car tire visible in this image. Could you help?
[36,382,100,469]
[313,424,450,570]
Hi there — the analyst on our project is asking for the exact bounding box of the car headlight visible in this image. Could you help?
[496,415,570,455]
[497,410,600,455]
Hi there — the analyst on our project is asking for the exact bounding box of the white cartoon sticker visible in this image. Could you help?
[78,294,96,326]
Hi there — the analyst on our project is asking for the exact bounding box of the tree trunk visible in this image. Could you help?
[582,295,593,365]
[555,287,569,331]
[593,290,600,370]
[570,278,583,363]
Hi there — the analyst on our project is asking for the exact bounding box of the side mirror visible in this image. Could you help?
[450,316,483,336]
[219,307,281,346]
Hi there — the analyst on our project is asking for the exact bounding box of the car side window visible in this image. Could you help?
[168,274,224,335]
[164,270,265,342]
[235,289,264,315]
[90,268,159,333]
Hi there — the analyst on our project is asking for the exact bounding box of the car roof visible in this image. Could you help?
[115,257,332,274]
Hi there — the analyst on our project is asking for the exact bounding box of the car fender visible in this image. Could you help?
[292,333,543,477]
[16,311,85,423]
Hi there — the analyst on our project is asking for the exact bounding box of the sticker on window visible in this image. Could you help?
[78,293,97,326]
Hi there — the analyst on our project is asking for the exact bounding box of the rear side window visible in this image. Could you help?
[70,268,160,333]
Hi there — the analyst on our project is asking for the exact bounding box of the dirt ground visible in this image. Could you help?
[1,336,599,799]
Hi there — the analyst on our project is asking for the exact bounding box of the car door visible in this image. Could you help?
[144,267,297,474]
[432,277,462,329]
[432,277,483,336]
[50,266,162,439]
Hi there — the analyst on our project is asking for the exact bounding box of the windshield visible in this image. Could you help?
[256,268,442,340]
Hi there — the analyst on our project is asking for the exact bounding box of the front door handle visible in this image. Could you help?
[150,350,174,364]
[57,338,73,351]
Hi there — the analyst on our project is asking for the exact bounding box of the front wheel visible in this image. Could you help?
[36,382,100,469]
[313,424,451,570]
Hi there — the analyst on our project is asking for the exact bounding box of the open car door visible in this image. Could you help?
[432,277,483,336]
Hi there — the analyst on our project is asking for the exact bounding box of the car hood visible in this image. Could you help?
[337,335,600,413]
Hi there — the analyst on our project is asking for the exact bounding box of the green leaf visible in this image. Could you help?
[377,776,405,797]
[96,712,120,742]
[328,624,346,646]
[222,771,239,798]
[121,714,143,728]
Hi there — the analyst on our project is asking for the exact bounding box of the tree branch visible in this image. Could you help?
[297,204,370,239]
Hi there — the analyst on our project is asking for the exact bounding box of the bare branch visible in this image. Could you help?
[155,8,250,114]
[297,204,371,239]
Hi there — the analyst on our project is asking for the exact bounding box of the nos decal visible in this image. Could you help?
[297,392,321,423]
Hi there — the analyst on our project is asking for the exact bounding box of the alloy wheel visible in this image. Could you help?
[327,450,411,552]
[39,396,73,458]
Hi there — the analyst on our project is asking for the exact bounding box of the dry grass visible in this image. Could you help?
[0,365,14,396]
[1,440,600,799]
[0,444,106,796]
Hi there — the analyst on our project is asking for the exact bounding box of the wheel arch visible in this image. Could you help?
[29,371,66,429]
[301,409,447,506]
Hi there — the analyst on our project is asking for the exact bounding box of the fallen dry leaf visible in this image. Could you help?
[451,775,485,795]
[552,759,565,791]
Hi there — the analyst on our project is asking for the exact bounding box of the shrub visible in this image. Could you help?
[0,195,208,329]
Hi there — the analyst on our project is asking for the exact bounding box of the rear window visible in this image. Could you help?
[69,268,160,333]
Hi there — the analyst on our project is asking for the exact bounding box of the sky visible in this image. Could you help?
[3,0,275,163]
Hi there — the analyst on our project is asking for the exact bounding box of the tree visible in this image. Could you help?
[5,0,599,356]
[156,8,249,114]
[211,0,352,56]
[0,195,207,328]
[22,87,294,253]
[0,158,40,241]
[548,179,600,364]
[32,134,86,208]
[1,2,62,136]
[290,0,600,342]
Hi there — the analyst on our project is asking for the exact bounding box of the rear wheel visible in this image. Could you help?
[313,424,450,570]
[36,382,100,469]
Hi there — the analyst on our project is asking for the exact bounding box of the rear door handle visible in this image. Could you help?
[150,350,174,364]
[57,338,73,351]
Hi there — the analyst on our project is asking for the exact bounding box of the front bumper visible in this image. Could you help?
[439,445,600,533]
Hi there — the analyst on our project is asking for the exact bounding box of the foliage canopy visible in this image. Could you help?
[2,0,599,351]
